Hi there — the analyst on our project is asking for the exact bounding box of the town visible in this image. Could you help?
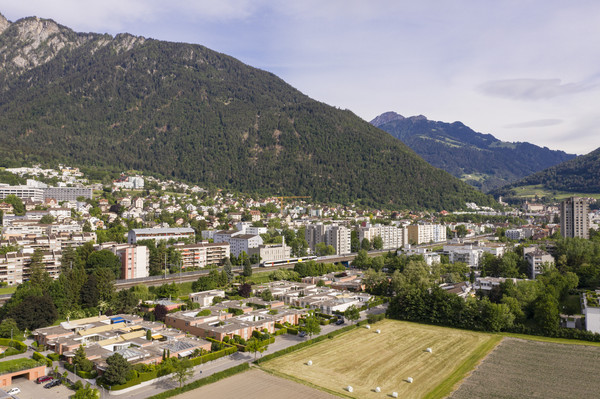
[0,165,598,397]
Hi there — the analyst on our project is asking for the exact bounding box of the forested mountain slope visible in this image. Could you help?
[0,13,494,210]
[371,112,575,192]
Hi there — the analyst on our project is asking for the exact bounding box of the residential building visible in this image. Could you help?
[305,223,351,255]
[0,185,44,201]
[127,228,195,244]
[407,224,446,245]
[443,241,505,268]
[524,247,554,279]
[173,242,230,268]
[359,224,408,250]
[258,244,291,264]
[229,234,263,257]
[560,197,589,239]
[43,187,93,201]
[102,244,149,280]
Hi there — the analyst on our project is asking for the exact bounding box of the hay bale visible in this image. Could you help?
[375,386,381,393]
[392,392,398,398]
[407,377,413,383]
[366,325,371,329]
[426,347,432,353]
[307,360,313,366]
[376,329,381,334]
[347,386,353,393]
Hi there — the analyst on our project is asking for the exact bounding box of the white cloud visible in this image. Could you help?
[479,79,596,101]
[504,119,563,129]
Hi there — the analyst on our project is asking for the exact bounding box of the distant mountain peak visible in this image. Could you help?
[370,111,404,127]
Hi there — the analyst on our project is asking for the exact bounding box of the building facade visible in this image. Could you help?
[560,197,589,239]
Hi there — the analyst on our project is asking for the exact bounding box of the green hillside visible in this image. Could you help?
[371,112,575,192]
[492,147,600,199]
[0,13,495,210]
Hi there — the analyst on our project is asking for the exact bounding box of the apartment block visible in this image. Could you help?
[127,227,195,244]
[173,242,230,268]
[560,197,589,239]
[358,224,408,250]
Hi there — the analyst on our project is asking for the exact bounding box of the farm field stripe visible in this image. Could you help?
[424,335,502,399]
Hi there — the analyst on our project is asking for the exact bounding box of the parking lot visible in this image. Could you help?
[4,377,72,399]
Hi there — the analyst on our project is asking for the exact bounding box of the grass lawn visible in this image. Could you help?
[0,286,17,295]
[261,319,500,399]
[510,184,600,200]
[0,358,42,374]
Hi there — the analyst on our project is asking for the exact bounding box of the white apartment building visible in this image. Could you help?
[305,223,351,255]
[127,228,195,244]
[523,247,554,279]
[443,241,506,268]
[107,244,150,280]
[359,224,408,250]
[229,234,263,257]
[0,250,62,285]
[0,185,44,201]
[173,242,230,268]
[407,224,446,245]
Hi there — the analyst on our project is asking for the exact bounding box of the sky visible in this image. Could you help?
[3,1,600,155]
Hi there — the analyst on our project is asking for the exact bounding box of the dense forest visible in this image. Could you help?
[0,14,495,211]
[493,147,600,197]
[371,112,575,192]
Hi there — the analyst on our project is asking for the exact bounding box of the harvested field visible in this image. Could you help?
[451,337,600,399]
[261,319,499,399]
[174,368,336,399]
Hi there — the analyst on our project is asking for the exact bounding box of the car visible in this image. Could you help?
[335,319,345,325]
[6,387,20,395]
[298,331,307,338]
[44,379,61,389]
[36,376,52,384]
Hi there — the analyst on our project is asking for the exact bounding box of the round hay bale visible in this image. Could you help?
[366,325,371,329]
[407,377,413,383]
[426,347,432,353]
[307,360,313,366]
[347,386,353,393]
[376,329,381,334]
[375,386,381,393]
[392,392,398,398]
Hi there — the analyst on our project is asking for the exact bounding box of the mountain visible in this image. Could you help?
[492,147,600,197]
[0,13,495,210]
[370,112,575,192]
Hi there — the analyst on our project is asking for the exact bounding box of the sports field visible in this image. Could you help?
[261,319,500,399]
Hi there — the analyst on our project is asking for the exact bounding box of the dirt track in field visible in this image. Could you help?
[174,368,337,399]
[450,337,600,399]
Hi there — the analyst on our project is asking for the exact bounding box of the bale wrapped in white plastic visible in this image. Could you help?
[426,347,432,353]
[407,377,413,383]
[376,329,381,334]
[307,360,313,366]
[375,387,381,393]
[392,392,398,398]
[366,325,371,329]
[347,386,353,393]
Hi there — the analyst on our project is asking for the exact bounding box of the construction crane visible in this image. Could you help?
[276,196,310,214]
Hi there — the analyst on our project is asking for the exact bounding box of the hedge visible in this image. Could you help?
[255,324,359,365]
[274,328,287,336]
[286,327,298,335]
[0,339,26,353]
[65,362,99,379]
[190,346,237,366]
[147,363,250,399]
[32,351,52,367]
[319,318,330,326]
[100,370,158,391]
[47,353,60,361]
[274,323,285,329]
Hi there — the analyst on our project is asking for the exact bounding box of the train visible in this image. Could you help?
[259,255,317,267]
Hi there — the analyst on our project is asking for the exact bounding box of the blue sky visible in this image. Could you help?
[3,1,600,154]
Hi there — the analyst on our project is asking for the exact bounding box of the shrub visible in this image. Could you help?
[47,353,60,361]
[32,351,52,367]
[367,313,385,324]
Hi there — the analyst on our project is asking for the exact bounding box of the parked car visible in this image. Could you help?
[44,379,61,389]
[335,318,345,325]
[298,331,307,338]
[6,387,20,395]
[36,376,52,384]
